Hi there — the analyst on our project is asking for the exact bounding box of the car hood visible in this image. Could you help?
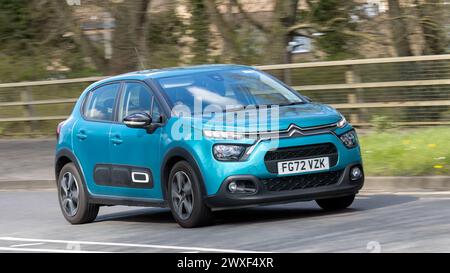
[185,103,341,132]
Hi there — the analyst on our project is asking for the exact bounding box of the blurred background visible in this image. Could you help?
[0,0,449,177]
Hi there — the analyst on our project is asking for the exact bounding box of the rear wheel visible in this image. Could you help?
[316,194,355,211]
[168,161,212,228]
[57,163,99,224]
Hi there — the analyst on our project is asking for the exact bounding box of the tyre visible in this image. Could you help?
[57,163,99,224]
[168,161,212,228]
[316,194,355,211]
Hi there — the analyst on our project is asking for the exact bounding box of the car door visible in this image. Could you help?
[72,82,120,195]
[109,81,164,199]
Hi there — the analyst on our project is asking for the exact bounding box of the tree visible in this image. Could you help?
[146,4,184,67]
[308,0,359,60]
[0,0,101,81]
[203,0,245,62]
[202,0,300,65]
[415,0,448,55]
[387,0,413,56]
[108,0,151,73]
[208,0,363,63]
[0,0,31,51]
[190,0,210,64]
[266,0,300,65]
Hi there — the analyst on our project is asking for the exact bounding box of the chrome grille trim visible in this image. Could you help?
[243,123,337,157]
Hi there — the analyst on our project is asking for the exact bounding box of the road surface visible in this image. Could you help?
[1,189,450,253]
[0,139,54,181]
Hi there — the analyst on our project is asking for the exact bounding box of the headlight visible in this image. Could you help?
[213,144,246,161]
[337,115,347,128]
[339,130,358,148]
[203,130,244,140]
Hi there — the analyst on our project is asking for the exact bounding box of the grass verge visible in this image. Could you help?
[360,127,450,176]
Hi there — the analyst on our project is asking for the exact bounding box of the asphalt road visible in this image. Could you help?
[1,189,450,253]
[0,139,54,181]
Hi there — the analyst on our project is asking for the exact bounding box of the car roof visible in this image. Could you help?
[87,64,254,90]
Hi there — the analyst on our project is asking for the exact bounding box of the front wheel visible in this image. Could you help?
[316,194,355,211]
[168,161,212,228]
[57,163,99,224]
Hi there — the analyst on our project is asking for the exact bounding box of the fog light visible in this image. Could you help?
[227,180,257,194]
[350,166,362,180]
[228,181,237,192]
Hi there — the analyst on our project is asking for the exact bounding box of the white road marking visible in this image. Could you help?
[9,242,44,248]
[0,189,56,193]
[0,247,110,253]
[393,191,450,195]
[0,237,265,253]
[361,190,450,197]
[358,190,450,201]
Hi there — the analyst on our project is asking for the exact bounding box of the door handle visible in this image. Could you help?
[76,130,87,140]
[111,135,123,145]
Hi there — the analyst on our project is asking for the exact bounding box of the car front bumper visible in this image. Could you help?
[204,163,364,209]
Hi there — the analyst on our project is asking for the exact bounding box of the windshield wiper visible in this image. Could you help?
[225,105,246,112]
[278,101,306,107]
[224,105,263,113]
[222,102,305,113]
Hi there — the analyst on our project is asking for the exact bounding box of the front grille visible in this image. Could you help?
[264,143,338,173]
[261,170,343,192]
[265,143,337,161]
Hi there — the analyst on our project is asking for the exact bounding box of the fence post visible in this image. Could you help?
[345,66,359,124]
[20,88,37,133]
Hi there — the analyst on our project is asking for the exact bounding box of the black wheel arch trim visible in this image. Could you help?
[161,147,207,201]
[55,148,93,203]
[55,148,85,182]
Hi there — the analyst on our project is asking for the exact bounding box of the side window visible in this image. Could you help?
[83,83,120,121]
[119,82,163,123]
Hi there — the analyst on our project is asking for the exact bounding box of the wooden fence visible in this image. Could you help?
[1,54,450,134]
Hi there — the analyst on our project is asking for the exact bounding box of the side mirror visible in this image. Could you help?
[123,112,152,129]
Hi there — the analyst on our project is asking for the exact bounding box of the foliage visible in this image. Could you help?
[147,8,185,67]
[190,0,210,64]
[0,0,98,81]
[371,115,395,132]
[0,0,31,51]
[310,0,358,59]
[0,0,449,80]
[360,127,450,176]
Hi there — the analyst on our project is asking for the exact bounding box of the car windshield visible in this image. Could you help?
[155,68,304,113]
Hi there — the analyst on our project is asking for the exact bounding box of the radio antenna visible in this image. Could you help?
[134,47,146,70]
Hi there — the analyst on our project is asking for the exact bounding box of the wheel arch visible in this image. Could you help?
[160,147,207,201]
[55,149,84,183]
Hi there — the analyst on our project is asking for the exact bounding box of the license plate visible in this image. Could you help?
[277,157,329,175]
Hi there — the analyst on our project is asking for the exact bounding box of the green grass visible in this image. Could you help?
[360,127,450,176]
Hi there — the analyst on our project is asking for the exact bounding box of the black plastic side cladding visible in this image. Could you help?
[93,164,153,189]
